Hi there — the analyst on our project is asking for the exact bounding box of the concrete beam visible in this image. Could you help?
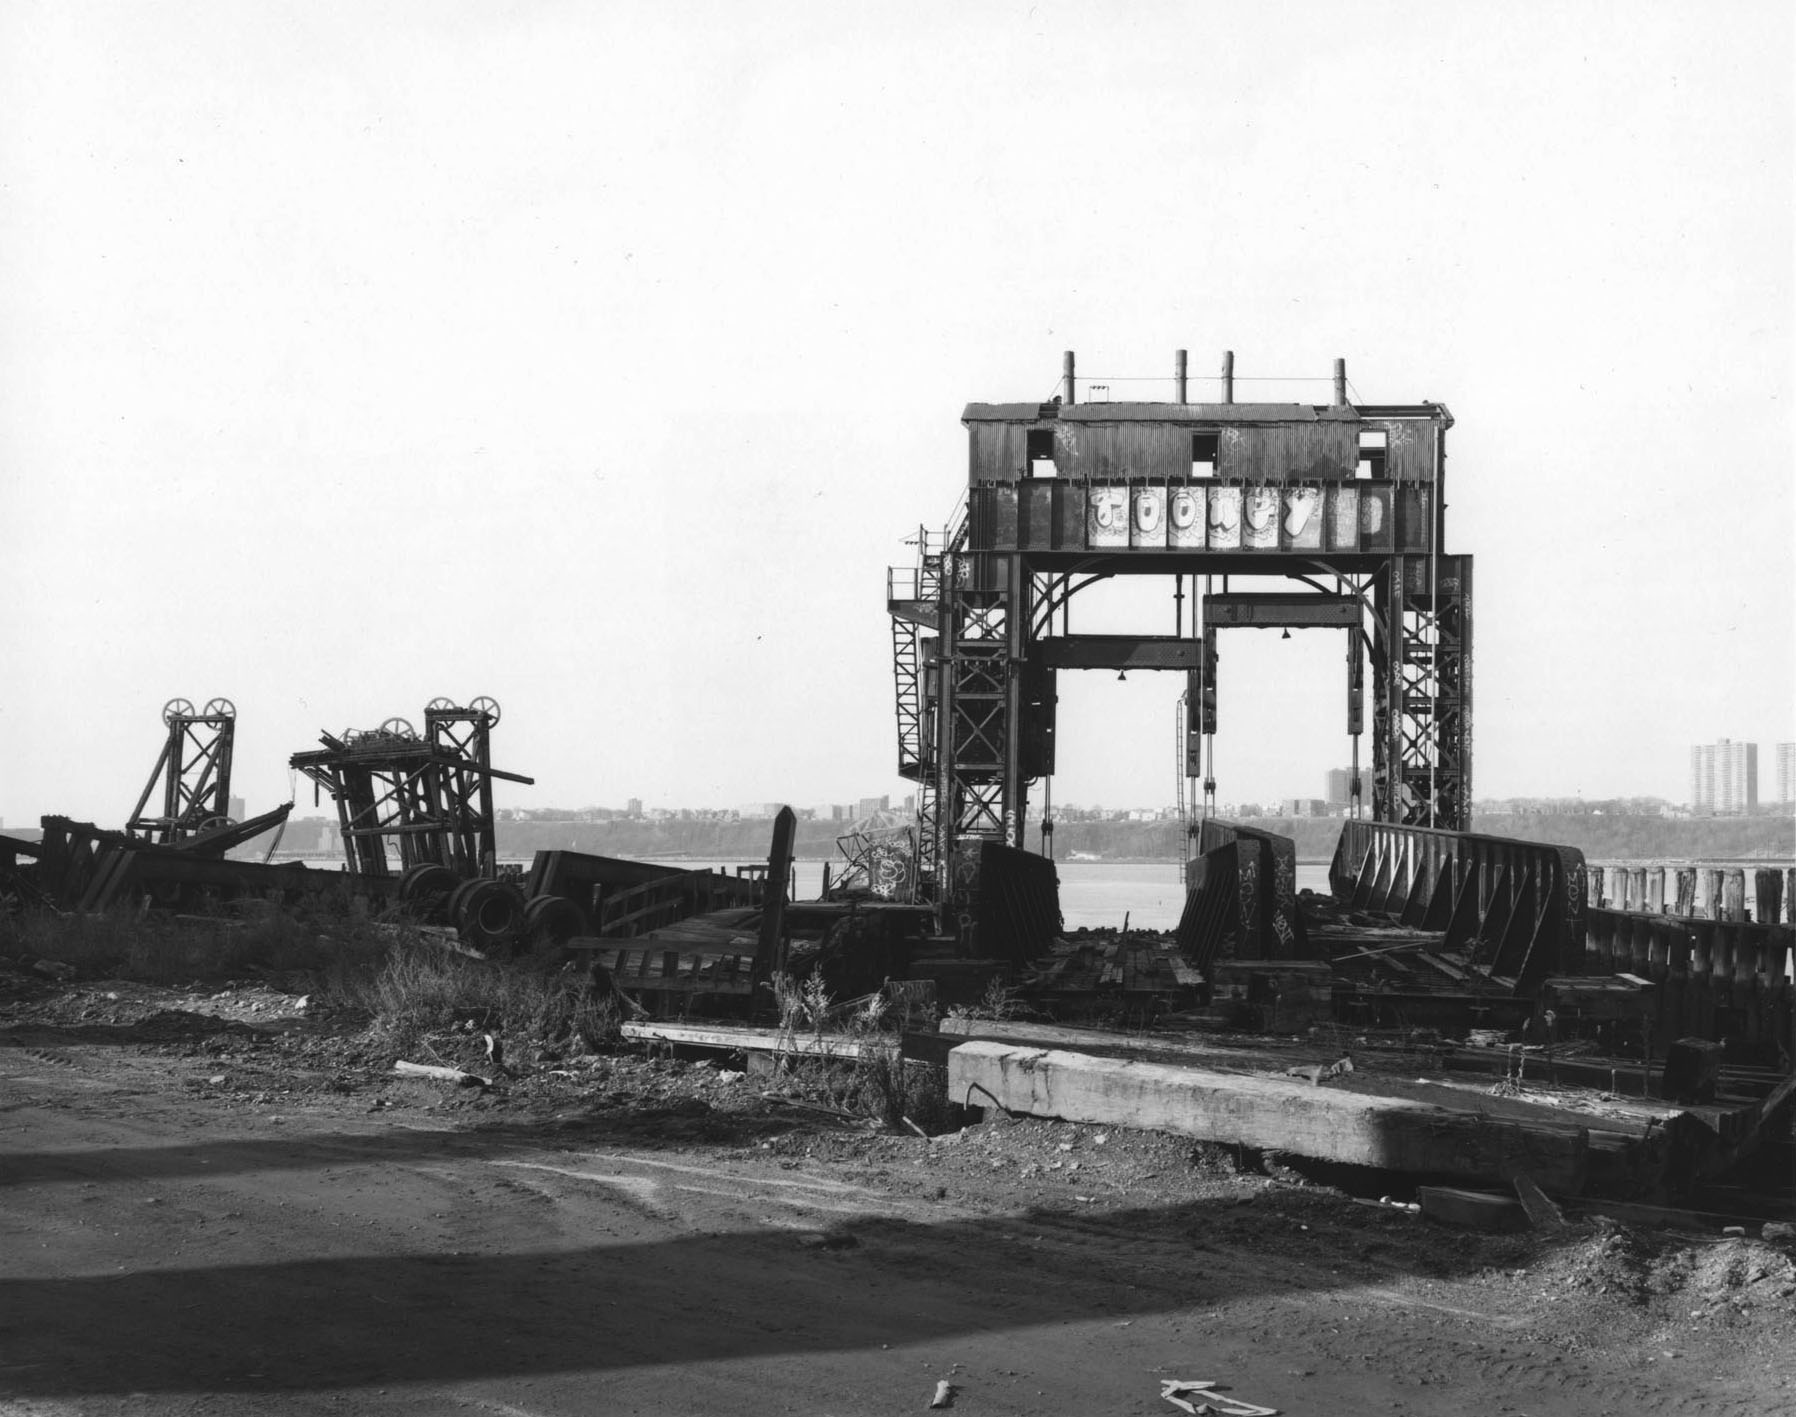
[947,1041,1590,1194]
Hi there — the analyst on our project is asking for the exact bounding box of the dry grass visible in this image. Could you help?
[335,941,619,1054]
[0,902,617,1059]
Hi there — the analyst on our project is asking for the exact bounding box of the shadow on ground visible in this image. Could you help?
[0,1127,1532,1400]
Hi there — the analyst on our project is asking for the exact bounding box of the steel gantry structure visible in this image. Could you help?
[125,697,240,844]
[888,352,1472,922]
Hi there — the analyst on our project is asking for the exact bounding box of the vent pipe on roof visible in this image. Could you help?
[1334,357,1348,407]
[1221,350,1234,405]
[1175,350,1187,404]
[1062,351,1076,406]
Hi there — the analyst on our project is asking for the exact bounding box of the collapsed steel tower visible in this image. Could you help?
[289,696,533,879]
[889,352,1472,922]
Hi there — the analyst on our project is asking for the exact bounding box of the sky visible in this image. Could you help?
[2,1,1791,830]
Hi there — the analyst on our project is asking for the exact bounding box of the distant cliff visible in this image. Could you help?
[494,816,857,863]
[489,811,1793,866]
[1466,813,1793,862]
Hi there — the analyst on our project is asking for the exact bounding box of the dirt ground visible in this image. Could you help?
[2,969,1793,1416]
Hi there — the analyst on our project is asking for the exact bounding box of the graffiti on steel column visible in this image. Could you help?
[1242,486,1278,549]
[1235,844,1261,953]
[1086,487,1128,548]
[1131,486,1167,548]
[868,842,913,901]
[1269,844,1297,948]
[1282,487,1322,549]
[1207,485,1242,549]
[1003,811,1020,848]
[950,845,981,907]
[1168,487,1204,548]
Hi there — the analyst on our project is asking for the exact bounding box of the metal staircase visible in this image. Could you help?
[886,513,963,897]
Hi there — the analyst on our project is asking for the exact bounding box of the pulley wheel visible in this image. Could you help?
[455,878,526,953]
[523,893,588,949]
[468,696,501,726]
[378,717,417,739]
[203,697,237,719]
[161,698,195,725]
[399,864,460,923]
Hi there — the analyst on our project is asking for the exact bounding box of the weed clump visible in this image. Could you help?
[764,971,950,1133]
[336,941,617,1057]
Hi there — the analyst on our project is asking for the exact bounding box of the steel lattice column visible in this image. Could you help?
[1373,554,1472,829]
[934,553,1018,870]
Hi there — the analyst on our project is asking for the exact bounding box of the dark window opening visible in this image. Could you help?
[1027,428,1057,478]
[1356,429,1387,479]
[1191,431,1219,478]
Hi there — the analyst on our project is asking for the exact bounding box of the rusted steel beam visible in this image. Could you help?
[79,850,398,914]
[1329,820,1585,993]
[1581,904,1793,1058]
[757,806,797,979]
[1203,593,1360,629]
[1176,819,1307,971]
[1032,635,1206,671]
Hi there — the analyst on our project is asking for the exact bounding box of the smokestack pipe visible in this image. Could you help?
[1334,357,1347,407]
[1062,351,1076,405]
[1221,350,1234,405]
[1175,350,1187,404]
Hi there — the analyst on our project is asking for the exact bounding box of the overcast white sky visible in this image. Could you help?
[2,1,1791,829]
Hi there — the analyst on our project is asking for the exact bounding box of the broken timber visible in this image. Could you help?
[619,1020,895,1061]
[947,1041,1591,1194]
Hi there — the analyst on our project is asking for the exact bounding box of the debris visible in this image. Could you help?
[392,1060,488,1088]
[1417,1186,1529,1233]
[31,959,76,982]
[1160,1379,1277,1416]
[1285,1055,1353,1086]
[1511,1172,1569,1236]
[929,1379,954,1408]
[1661,1038,1724,1104]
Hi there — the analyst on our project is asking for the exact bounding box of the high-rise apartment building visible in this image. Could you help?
[1776,743,1796,807]
[1690,739,1757,815]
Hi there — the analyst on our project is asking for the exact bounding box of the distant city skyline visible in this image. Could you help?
[1690,739,1760,817]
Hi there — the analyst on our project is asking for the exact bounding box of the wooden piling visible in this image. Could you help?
[1758,868,1786,927]
[1721,870,1746,923]
[1701,869,1724,920]
[1674,868,1697,917]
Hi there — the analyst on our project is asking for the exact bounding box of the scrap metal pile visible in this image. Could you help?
[1,698,298,914]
